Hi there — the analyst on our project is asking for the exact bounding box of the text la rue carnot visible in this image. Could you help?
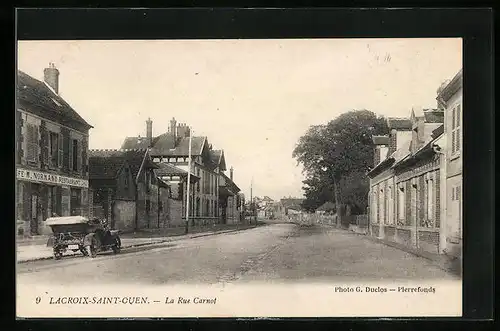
[165,296,217,304]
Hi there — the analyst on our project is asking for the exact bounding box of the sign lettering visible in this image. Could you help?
[16,168,88,188]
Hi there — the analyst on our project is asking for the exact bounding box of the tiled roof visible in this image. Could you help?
[89,156,125,180]
[431,124,444,139]
[210,150,222,164]
[372,135,389,145]
[387,117,412,130]
[220,172,240,193]
[17,70,92,129]
[154,163,188,176]
[89,149,157,180]
[122,132,207,157]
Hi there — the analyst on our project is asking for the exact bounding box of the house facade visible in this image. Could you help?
[218,169,242,224]
[16,65,93,236]
[437,69,463,258]
[368,108,446,254]
[121,117,241,225]
[89,149,169,231]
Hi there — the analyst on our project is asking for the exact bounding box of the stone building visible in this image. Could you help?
[436,69,463,259]
[89,149,170,231]
[154,162,200,227]
[368,107,446,254]
[218,168,242,224]
[16,65,93,236]
[121,117,242,225]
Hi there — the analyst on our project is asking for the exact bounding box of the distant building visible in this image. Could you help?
[121,117,241,225]
[16,65,93,236]
[89,149,169,231]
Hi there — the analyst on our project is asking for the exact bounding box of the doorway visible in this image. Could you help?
[30,184,40,235]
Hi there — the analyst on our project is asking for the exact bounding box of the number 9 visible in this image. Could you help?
[35,297,41,304]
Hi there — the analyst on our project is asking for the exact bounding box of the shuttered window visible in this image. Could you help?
[77,140,82,173]
[451,104,461,154]
[58,133,64,167]
[26,124,38,163]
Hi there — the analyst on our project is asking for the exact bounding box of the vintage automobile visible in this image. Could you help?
[46,216,121,260]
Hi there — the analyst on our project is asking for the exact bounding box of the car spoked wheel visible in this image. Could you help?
[85,237,98,258]
[80,246,88,256]
[53,248,62,260]
[112,237,121,254]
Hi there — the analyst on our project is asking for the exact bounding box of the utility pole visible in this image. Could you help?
[250,177,253,224]
[185,127,192,235]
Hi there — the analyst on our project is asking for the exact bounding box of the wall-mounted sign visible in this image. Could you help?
[16,168,89,188]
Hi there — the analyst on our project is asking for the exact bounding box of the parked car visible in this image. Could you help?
[46,216,121,260]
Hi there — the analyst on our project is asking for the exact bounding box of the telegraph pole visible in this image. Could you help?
[250,177,253,224]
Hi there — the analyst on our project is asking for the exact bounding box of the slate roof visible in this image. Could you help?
[89,149,157,180]
[17,70,92,130]
[387,117,412,130]
[372,135,389,145]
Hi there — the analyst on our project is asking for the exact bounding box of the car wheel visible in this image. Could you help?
[85,238,98,258]
[53,248,62,260]
[112,237,121,254]
[80,246,88,256]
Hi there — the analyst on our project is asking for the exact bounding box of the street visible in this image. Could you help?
[17,222,458,287]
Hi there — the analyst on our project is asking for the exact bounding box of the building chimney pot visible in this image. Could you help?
[44,62,60,94]
[230,167,234,181]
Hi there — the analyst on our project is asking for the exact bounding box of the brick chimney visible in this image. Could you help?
[146,117,153,147]
[170,117,177,141]
[44,62,59,94]
[230,167,234,181]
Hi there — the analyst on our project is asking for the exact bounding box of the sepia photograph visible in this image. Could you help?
[16,37,463,318]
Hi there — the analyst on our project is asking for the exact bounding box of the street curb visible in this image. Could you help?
[17,225,263,264]
[330,227,461,276]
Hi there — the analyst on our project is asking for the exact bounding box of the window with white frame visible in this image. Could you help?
[451,104,461,155]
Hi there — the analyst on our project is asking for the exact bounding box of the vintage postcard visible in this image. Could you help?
[16,38,463,318]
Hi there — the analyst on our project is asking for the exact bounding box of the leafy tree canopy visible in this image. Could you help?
[293,110,388,213]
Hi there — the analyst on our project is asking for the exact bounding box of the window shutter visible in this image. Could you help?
[26,124,33,161]
[456,105,461,128]
[456,185,461,201]
[452,107,456,130]
[77,140,82,173]
[58,133,64,167]
[456,128,460,152]
[43,131,49,166]
[69,139,73,171]
[451,131,456,154]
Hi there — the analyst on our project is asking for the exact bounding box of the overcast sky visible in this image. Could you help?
[17,38,462,200]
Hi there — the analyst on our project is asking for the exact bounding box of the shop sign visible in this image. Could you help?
[16,168,88,188]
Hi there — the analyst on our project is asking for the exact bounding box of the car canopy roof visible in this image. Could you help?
[45,216,89,226]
